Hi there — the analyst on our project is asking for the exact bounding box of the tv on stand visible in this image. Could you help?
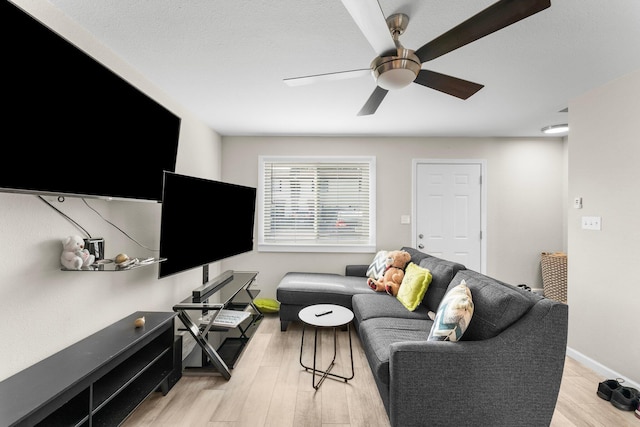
[158,172,257,281]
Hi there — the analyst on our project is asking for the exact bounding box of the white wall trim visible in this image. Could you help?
[567,346,640,390]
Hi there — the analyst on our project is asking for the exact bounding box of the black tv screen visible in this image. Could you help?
[0,1,180,202]
[158,172,257,279]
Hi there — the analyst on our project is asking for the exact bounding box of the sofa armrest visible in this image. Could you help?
[345,264,368,277]
[387,299,567,427]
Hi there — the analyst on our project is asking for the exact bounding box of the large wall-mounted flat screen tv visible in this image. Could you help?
[1,0,180,202]
[158,172,257,279]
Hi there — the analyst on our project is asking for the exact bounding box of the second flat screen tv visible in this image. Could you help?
[158,172,257,279]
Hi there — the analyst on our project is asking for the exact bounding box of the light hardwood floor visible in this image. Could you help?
[123,314,638,427]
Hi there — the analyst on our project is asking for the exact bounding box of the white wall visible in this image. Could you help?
[221,136,566,301]
[567,68,640,385]
[0,0,221,381]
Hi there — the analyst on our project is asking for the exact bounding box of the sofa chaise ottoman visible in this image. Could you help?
[276,271,372,331]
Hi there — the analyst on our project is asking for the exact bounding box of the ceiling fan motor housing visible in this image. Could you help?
[371,47,421,90]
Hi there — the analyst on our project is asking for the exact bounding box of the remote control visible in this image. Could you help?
[315,310,333,317]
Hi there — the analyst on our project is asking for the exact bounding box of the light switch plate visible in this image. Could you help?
[581,216,601,230]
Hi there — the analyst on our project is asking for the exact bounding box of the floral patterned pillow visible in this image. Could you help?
[427,280,474,342]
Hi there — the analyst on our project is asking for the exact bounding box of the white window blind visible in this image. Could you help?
[259,156,376,253]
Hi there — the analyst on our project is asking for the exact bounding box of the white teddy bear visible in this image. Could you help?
[60,235,95,270]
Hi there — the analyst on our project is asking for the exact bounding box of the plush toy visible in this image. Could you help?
[60,235,95,270]
[367,250,411,296]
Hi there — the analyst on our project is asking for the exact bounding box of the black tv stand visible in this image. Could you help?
[192,268,234,300]
[0,312,181,426]
[173,270,262,380]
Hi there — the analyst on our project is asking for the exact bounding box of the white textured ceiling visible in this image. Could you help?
[47,0,640,137]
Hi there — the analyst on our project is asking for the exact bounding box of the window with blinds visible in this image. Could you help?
[258,156,376,252]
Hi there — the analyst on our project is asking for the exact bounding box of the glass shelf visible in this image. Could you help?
[61,257,166,272]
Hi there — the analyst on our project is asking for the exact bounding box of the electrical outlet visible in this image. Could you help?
[573,197,582,209]
[581,216,601,230]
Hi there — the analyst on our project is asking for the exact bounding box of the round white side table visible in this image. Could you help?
[298,304,355,389]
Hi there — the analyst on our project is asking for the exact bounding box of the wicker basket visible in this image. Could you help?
[541,252,567,303]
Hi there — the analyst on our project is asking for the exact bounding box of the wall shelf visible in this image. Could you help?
[61,257,166,272]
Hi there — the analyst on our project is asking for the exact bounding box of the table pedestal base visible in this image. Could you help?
[299,323,354,389]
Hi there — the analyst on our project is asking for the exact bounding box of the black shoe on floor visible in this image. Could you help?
[597,378,623,401]
[610,386,639,411]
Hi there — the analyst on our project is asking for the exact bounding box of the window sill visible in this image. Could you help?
[258,243,376,253]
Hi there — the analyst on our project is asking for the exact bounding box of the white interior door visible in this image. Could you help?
[413,160,485,272]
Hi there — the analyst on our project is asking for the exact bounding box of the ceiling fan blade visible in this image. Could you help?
[341,0,397,56]
[415,0,551,63]
[357,86,389,116]
[414,70,484,100]
[284,69,370,87]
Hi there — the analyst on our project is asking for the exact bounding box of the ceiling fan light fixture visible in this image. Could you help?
[372,48,421,90]
[376,66,418,90]
[541,124,569,134]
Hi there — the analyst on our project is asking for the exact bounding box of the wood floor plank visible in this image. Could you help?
[176,388,225,426]
[345,366,389,427]
[264,359,299,427]
[235,366,280,427]
[208,333,271,423]
[294,390,323,427]
[320,376,350,424]
[124,313,638,427]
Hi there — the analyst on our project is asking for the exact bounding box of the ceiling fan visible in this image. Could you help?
[284,0,551,116]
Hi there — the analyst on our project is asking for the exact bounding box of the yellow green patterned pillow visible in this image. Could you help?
[396,262,432,311]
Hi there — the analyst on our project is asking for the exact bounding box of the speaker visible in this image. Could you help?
[84,238,105,261]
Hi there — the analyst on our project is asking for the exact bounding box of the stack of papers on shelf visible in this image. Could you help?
[202,309,251,328]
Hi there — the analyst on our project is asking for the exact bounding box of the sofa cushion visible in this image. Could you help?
[400,246,433,266]
[358,317,433,386]
[396,262,432,311]
[417,256,467,313]
[427,280,474,342]
[352,293,431,326]
[366,250,389,281]
[452,270,538,341]
[345,264,368,277]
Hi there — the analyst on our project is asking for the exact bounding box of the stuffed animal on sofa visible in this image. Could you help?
[367,250,411,296]
[60,235,95,270]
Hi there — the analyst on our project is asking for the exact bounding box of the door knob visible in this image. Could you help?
[418,244,424,249]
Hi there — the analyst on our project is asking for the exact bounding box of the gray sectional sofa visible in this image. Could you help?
[276,246,568,427]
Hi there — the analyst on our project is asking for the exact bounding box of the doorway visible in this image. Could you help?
[412,159,486,273]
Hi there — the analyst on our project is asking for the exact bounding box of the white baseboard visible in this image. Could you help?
[567,346,640,390]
